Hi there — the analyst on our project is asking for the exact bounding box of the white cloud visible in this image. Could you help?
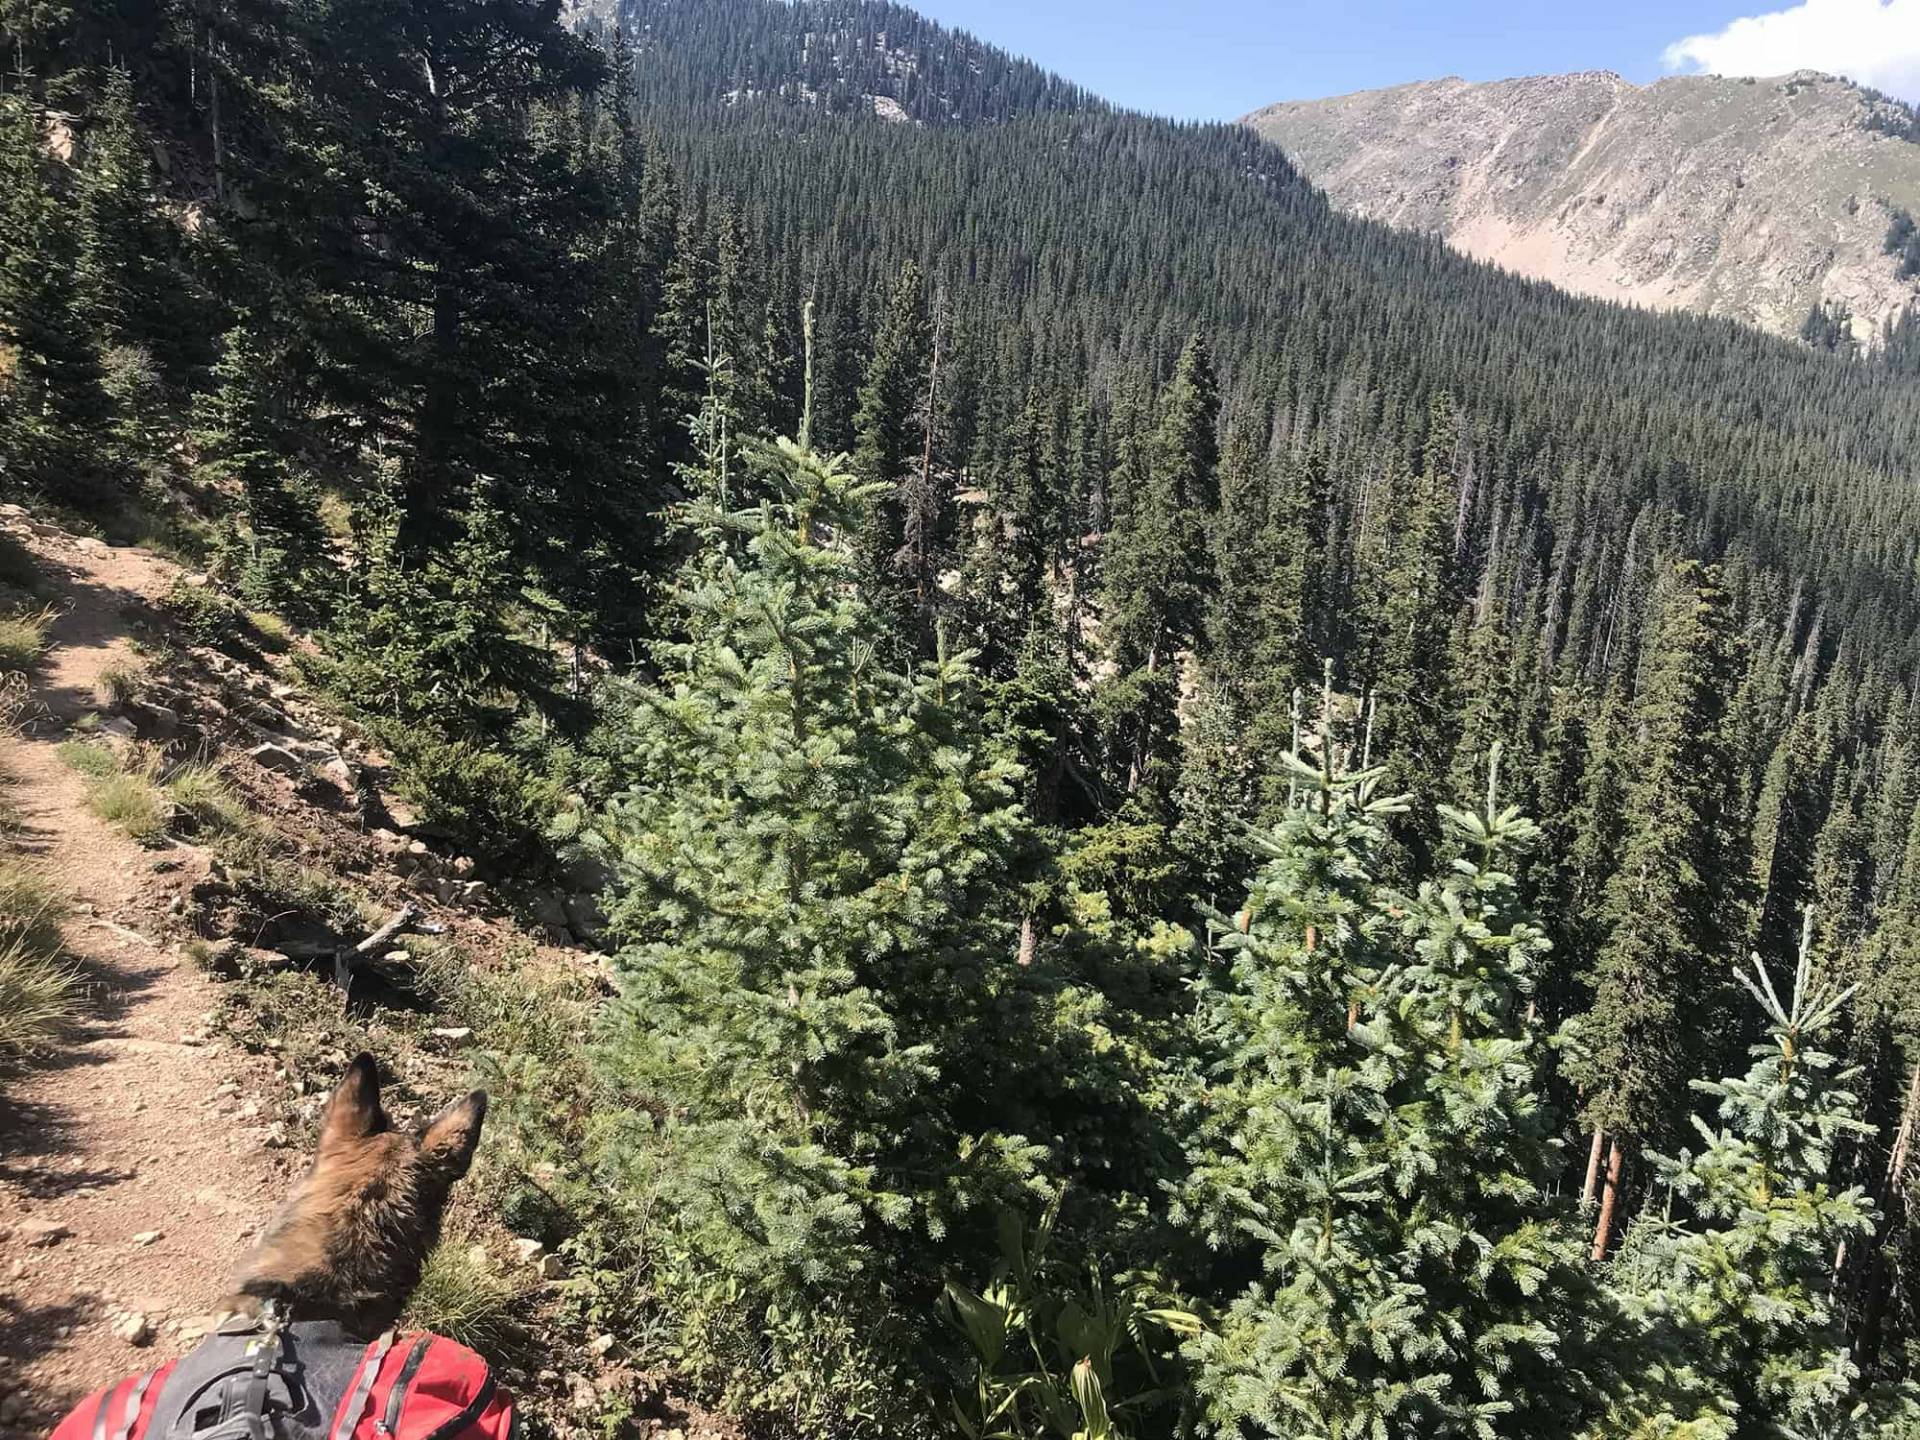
[1664,0,1920,102]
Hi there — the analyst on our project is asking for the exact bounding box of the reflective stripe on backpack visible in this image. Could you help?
[330,1334,506,1440]
[52,1363,179,1440]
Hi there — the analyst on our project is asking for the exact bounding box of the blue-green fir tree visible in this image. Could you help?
[1587,914,1920,1439]
[1176,734,1595,1438]
[586,420,1046,1433]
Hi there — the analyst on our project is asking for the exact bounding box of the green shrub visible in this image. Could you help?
[163,579,251,651]
[102,492,215,567]
[94,659,144,710]
[246,610,292,653]
[941,1202,1199,1440]
[386,733,559,867]
[228,853,367,934]
[0,933,78,1066]
[0,532,41,596]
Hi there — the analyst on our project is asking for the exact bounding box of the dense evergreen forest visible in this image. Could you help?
[6,0,1920,1432]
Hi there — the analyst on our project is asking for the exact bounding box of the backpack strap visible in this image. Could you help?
[111,1366,169,1440]
[327,1331,398,1440]
[377,1337,433,1436]
[63,1363,179,1440]
[237,1315,286,1440]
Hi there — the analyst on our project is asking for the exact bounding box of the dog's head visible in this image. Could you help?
[230,1053,486,1335]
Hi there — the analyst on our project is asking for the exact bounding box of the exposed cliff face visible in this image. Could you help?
[1244,70,1920,344]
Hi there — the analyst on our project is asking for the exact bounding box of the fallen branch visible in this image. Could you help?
[354,902,420,958]
[274,902,422,992]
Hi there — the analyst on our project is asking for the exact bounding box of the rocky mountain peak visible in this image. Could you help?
[1244,69,1920,343]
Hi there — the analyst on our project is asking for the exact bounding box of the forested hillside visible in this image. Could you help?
[5,0,1920,1433]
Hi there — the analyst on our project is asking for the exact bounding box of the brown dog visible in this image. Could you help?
[224,1053,487,1338]
[50,1057,508,1440]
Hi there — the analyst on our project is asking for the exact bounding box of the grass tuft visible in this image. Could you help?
[94,659,144,710]
[0,858,67,957]
[0,853,74,1067]
[89,770,169,844]
[166,763,253,840]
[0,607,54,672]
[246,611,292,653]
[403,1241,526,1356]
[57,739,121,780]
[59,745,228,848]
[0,934,80,1066]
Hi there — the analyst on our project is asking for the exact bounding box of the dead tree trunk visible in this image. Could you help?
[1591,1137,1627,1261]
[1581,1127,1606,1210]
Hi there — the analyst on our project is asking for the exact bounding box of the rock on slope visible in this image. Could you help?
[1243,70,1920,343]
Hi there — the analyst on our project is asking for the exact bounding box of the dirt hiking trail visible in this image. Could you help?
[0,521,285,1436]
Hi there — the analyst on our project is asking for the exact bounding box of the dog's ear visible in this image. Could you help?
[319,1053,387,1150]
[419,1091,487,1180]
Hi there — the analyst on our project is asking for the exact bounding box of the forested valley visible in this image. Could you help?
[6,0,1920,1433]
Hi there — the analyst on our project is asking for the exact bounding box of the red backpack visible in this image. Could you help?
[49,1308,514,1440]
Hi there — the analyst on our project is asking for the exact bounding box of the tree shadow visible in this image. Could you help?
[0,1290,99,1432]
[0,947,167,1195]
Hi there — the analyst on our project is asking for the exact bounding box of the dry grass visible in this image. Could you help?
[0,671,37,739]
[59,744,262,849]
[59,743,171,845]
[0,935,79,1066]
[0,606,54,673]
[166,762,253,840]
[94,659,144,710]
[89,769,169,844]
[0,856,74,1067]
[247,611,292,653]
[0,858,67,956]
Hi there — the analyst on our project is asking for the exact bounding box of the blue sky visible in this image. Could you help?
[907,0,1920,119]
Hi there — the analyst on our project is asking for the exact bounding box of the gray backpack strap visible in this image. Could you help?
[108,1369,163,1440]
[326,1330,396,1440]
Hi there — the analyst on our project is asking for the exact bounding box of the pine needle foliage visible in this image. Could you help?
[1588,915,1920,1439]
[588,425,1042,1433]
[1177,739,1595,1438]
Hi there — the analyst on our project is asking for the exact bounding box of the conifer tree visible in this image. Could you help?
[1097,335,1219,795]
[1202,418,1319,818]
[587,418,1043,1429]
[1177,737,1594,1438]
[191,323,329,614]
[324,469,549,730]
[1590,917,1919,1438]
[213,0,609,565]
[71,67,188,374]
[1364,391,1467,847]
[851,258,933,642]
[0,93,108,503]
[1570,561,1749,1254]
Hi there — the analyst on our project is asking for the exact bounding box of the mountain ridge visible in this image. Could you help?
[1243,68,1920,343]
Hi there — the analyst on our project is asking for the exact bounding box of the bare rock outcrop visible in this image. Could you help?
[1244,70,1920,345]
